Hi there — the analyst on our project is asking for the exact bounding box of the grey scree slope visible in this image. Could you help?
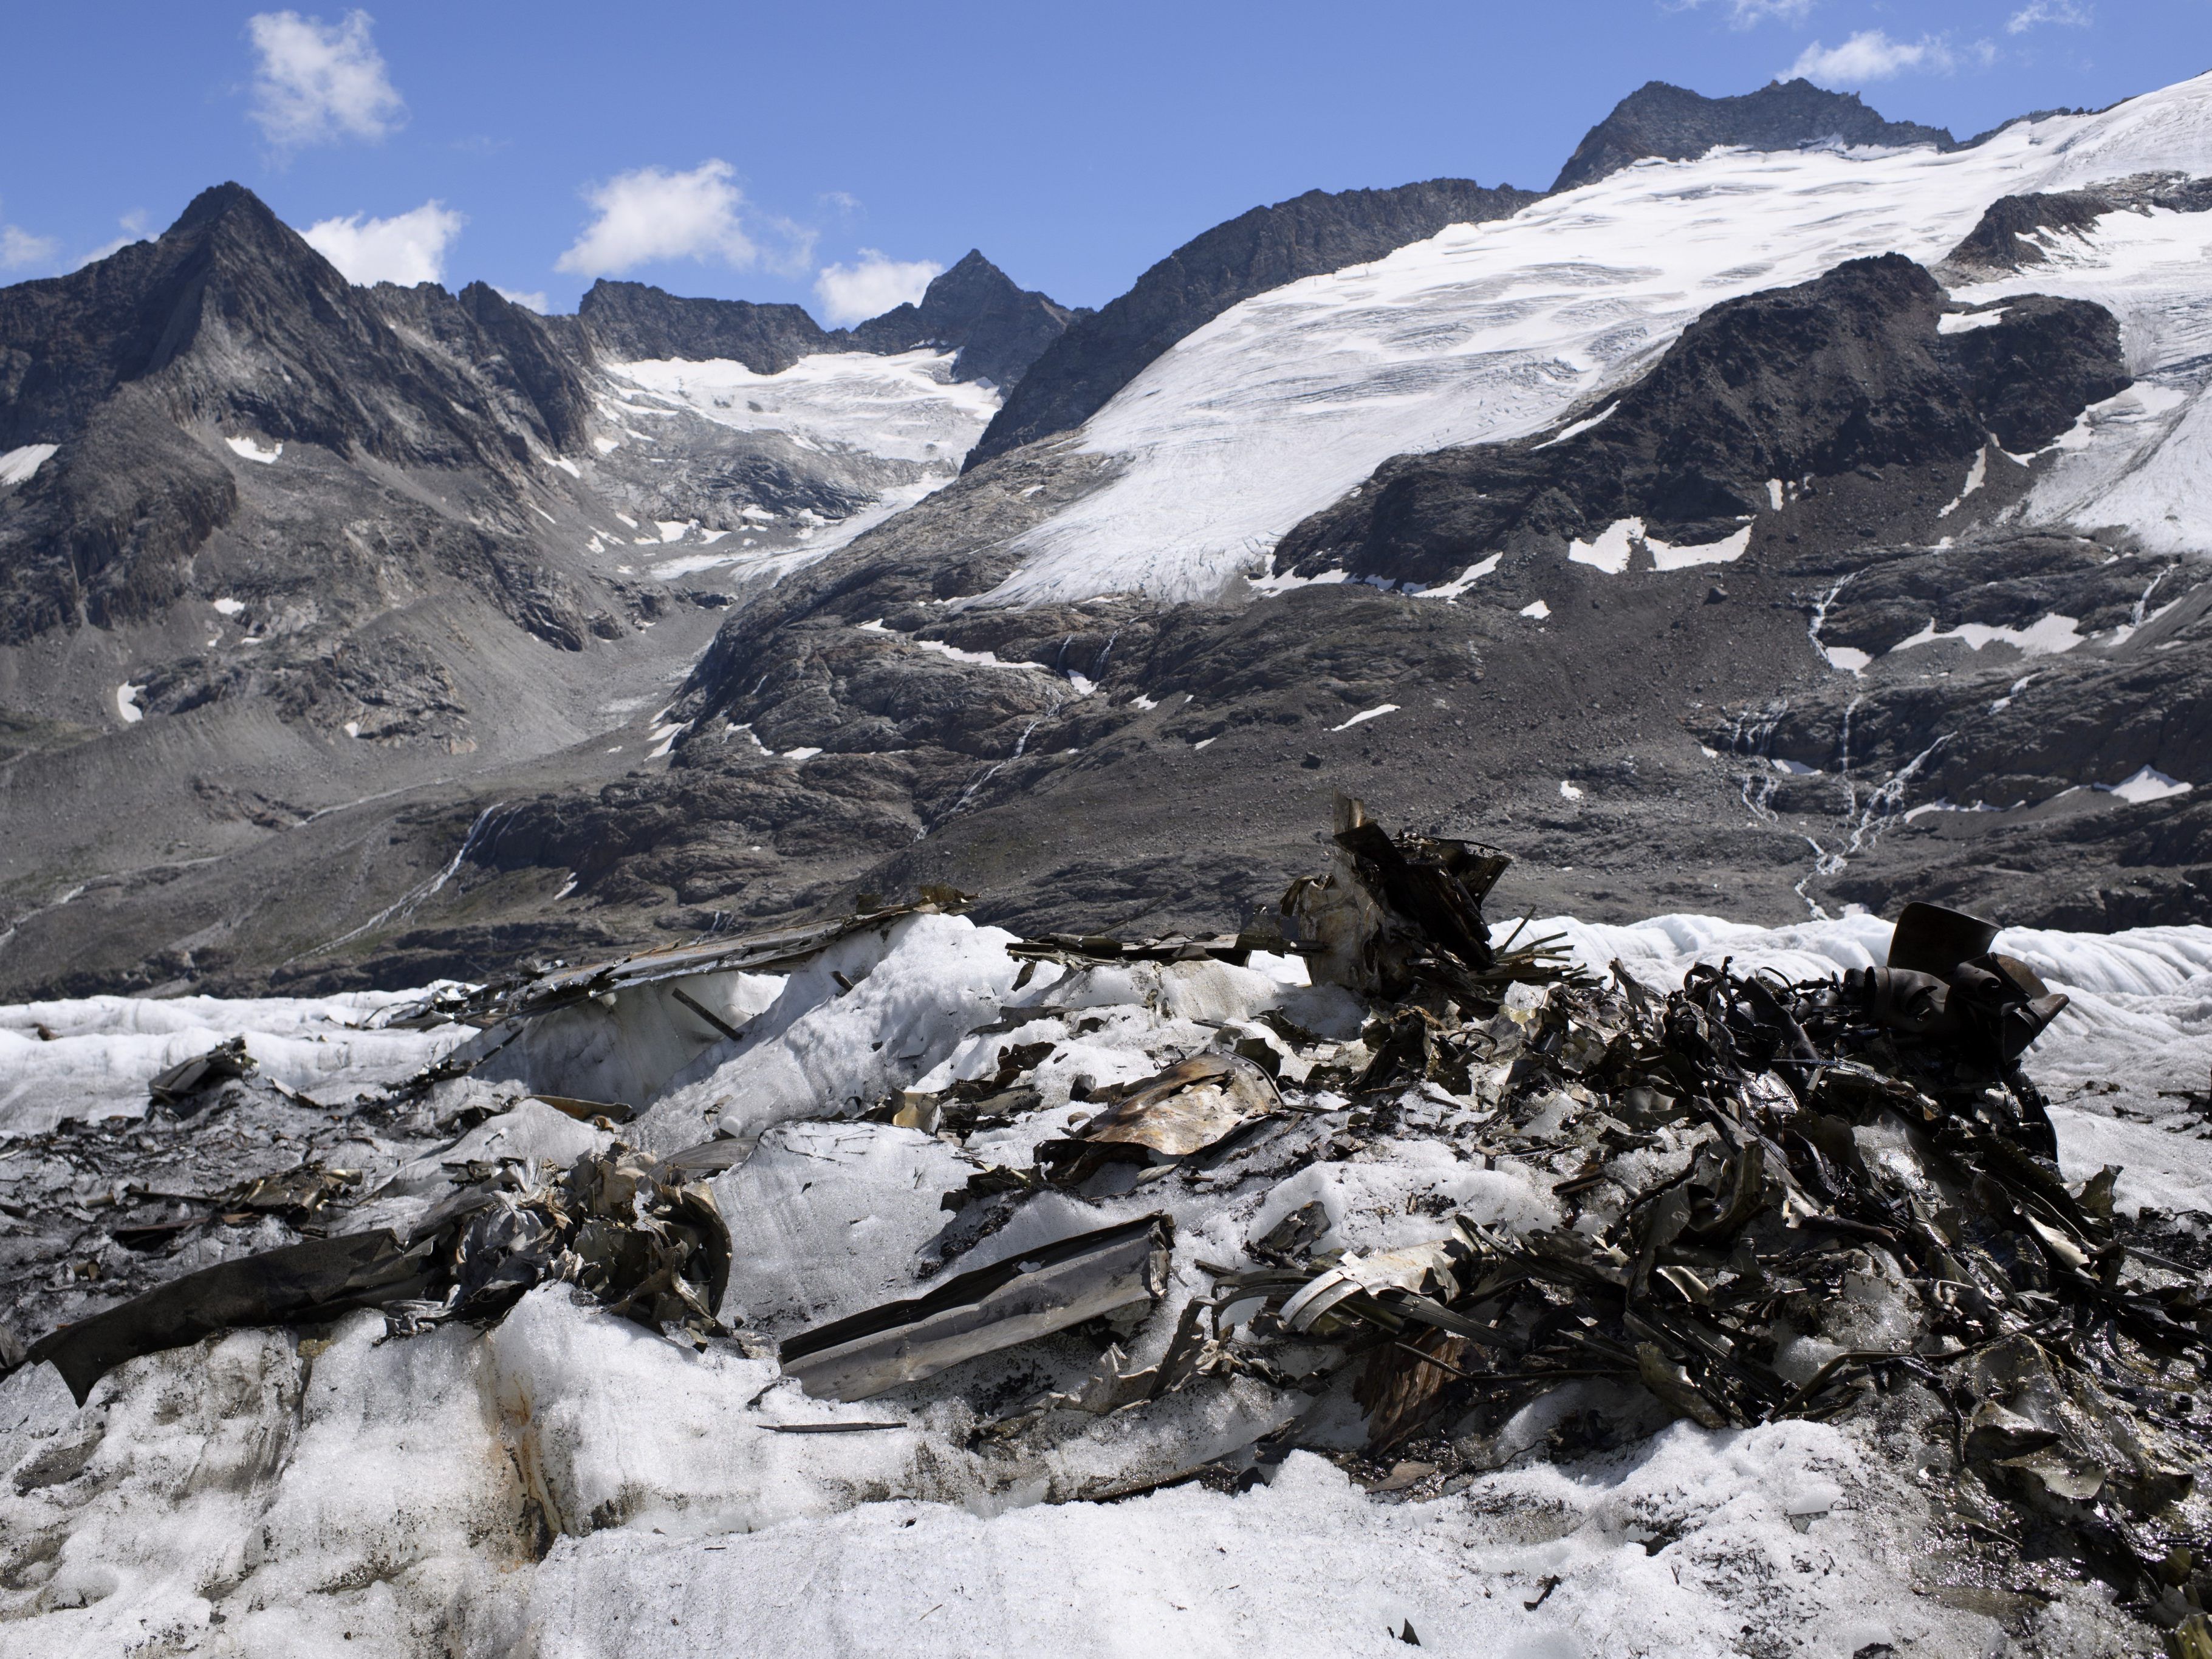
[4,79,2205,1001]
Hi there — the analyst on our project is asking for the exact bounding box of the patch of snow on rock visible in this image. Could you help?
[2102,765,2193,803]
[1889,612,2087,658]
[0,442,58,487]
[1327,703,1399,732]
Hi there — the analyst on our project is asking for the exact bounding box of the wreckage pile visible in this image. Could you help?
[22,1133,731,1408]
[5,799,2212,1654]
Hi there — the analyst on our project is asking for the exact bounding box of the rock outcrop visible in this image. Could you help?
[1552,77,1956,193]
[843,250,1083,388]
[1272,255,2129,587]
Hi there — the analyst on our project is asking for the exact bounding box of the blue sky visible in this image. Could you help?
[1,2,2204,319]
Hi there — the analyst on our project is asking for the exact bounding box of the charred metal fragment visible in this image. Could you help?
[779,1213,1175,1401]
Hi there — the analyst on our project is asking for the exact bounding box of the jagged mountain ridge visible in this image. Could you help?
[1550,77,1957,192]
[574,250,1081,387]
[569,280,828,376]
[9,76,2212,999]
[0,183,1069,993]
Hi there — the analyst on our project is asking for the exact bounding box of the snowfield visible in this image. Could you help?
[595,349,1001,585]
[0,990,470,1137]
[2,911,2208,1657]
[988,70,2212,605]
[611,349,1001,471]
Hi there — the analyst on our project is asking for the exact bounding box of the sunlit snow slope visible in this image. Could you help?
[590,349,1001,584]
[988,72,2212,605]
[1955,202,2212,550]
[612,351,1001,469]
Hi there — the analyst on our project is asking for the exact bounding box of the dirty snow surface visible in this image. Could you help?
[0,989,468,1137]
[2,908,2209,1657]
[992,71,2212,604]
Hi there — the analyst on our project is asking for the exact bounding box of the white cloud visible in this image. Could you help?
[0,213,58,272]
[302,200,464,286]
[1786,30,1956,85]
[1675,0,1814,26]
[247,10,405,148]
[813,250,943,324]
[74,211,152,270]
[2007,1,2091,32]
[495,287,549,313]
[554,160,764,278]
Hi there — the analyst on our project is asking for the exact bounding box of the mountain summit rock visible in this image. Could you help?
[844,250,1082,389]
[576,251,1076,386]
[577,279,832,374]
[1552,77,1957,193]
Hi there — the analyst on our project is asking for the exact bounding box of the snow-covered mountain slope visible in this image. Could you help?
[569,349,999,586]
[988,72,2212,606]
[0,190,1072,1003]
[967,179,1536,467]
[614,351,1001,470]
[1954,204,2212,552]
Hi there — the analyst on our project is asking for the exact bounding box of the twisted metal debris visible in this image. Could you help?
[9,793,2212,1646]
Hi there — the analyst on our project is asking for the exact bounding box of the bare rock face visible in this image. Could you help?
[1550,78,1956,193]
[576,279,833,374]
[1272,255,2129,587]
[844,250,1083,389]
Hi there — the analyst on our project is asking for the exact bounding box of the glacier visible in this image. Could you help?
[986,71,2212,605]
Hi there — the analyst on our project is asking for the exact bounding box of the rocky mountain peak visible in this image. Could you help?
[937,248,1017,292]
[575,278,832,374]
[165,180,293,242]
[846,248,1080,388]
[1552,77,1958,193]
[0,181,354,449]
